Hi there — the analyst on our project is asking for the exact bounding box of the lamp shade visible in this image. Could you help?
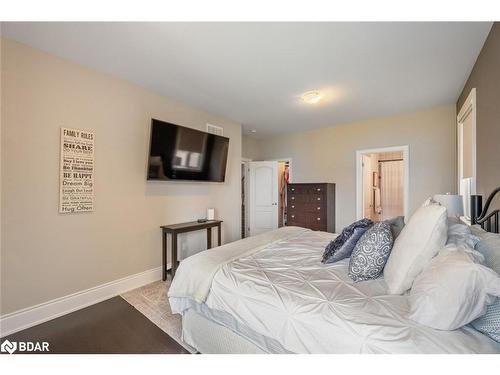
[433,194,464,217]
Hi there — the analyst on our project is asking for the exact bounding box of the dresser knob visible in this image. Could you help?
[291,188,295,191]
[317,217,321,221]
[317,207,321,210]
[317,188,321,192]
[291,197,295,200]
[291,215,295,218]
[317,197,321,201]
[291,205,295,209]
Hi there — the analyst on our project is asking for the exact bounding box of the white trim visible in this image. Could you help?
[0,266,165,337]
[356,145,410,221]
[241,158,250,237]
[457,88,477,195]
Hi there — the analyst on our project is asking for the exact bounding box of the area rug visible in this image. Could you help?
[121,280,196,353]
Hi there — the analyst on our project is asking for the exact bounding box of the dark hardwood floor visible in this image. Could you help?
[2,296,189,354]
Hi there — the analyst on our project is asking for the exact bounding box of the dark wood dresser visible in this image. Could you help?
[287,183,335,232]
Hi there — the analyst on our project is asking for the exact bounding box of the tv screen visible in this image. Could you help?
[147,119,229,182]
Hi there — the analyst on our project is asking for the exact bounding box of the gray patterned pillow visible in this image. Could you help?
[349,222,394,282]
[470,228,500,343]
[385,216,405,240]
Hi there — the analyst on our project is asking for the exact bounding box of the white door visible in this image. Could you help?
[248,161,279,236]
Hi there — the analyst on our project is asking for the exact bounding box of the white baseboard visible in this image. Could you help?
[0,265,167,337]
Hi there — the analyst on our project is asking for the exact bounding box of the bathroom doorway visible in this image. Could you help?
[356,146,409,222]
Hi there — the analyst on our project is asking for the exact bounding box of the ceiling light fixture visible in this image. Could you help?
[300,90,322,104]
[250,129,257,133]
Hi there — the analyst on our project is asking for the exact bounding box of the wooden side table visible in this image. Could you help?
[160,220,223,281]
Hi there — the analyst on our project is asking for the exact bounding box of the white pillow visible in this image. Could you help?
[384,201,447,294]
[408,247,500,330]
[446,219,483,261]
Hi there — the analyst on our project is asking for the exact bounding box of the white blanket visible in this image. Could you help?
[168,226,311,308]
[170,228,500,353]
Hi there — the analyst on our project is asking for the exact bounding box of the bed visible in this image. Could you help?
[168,223,500,354]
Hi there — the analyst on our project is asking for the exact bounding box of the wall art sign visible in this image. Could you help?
[59,127,95,213]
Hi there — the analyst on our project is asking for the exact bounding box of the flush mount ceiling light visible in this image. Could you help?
[300,90,322,104]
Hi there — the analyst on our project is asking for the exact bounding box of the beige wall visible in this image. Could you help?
[258,105,457,230]
[457,22,500,208]
[1,39,242,314]
[242,135,261,160]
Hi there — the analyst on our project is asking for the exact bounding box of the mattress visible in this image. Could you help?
[176,295,291,353]
[182,308,267,354]
[200,229,500,354]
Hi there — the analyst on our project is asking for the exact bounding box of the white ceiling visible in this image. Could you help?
[1,22,492,137]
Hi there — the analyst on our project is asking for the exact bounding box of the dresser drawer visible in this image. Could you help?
[286,218,303,227]
[287,218,327,231]
[288,201,326,213]
[288,211,326,224]
[288,194,325,204]
[288,184,326,195]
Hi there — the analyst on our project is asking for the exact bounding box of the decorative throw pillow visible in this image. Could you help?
[409,247,500,330]
[321,218,373,264]
[348,222,394,282]
[385,216,405,240]
[472,299,500,343]
[445,220,483,262]
[470,227,500,343]
[470,226,500,273]
[383,201,448,294]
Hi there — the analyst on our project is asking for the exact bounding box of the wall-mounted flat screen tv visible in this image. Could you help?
[147,119,229,182]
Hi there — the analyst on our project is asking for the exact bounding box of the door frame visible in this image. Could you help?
[267,157,293,183]
[457,88,477,220]
[241,158,252,238]
[457,88,477,193]
[356,145,409,221]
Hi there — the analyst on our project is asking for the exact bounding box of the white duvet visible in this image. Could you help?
[170,227,500,354]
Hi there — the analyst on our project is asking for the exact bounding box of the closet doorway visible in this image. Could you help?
[356,146,409,222]
[241,159,290,238]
